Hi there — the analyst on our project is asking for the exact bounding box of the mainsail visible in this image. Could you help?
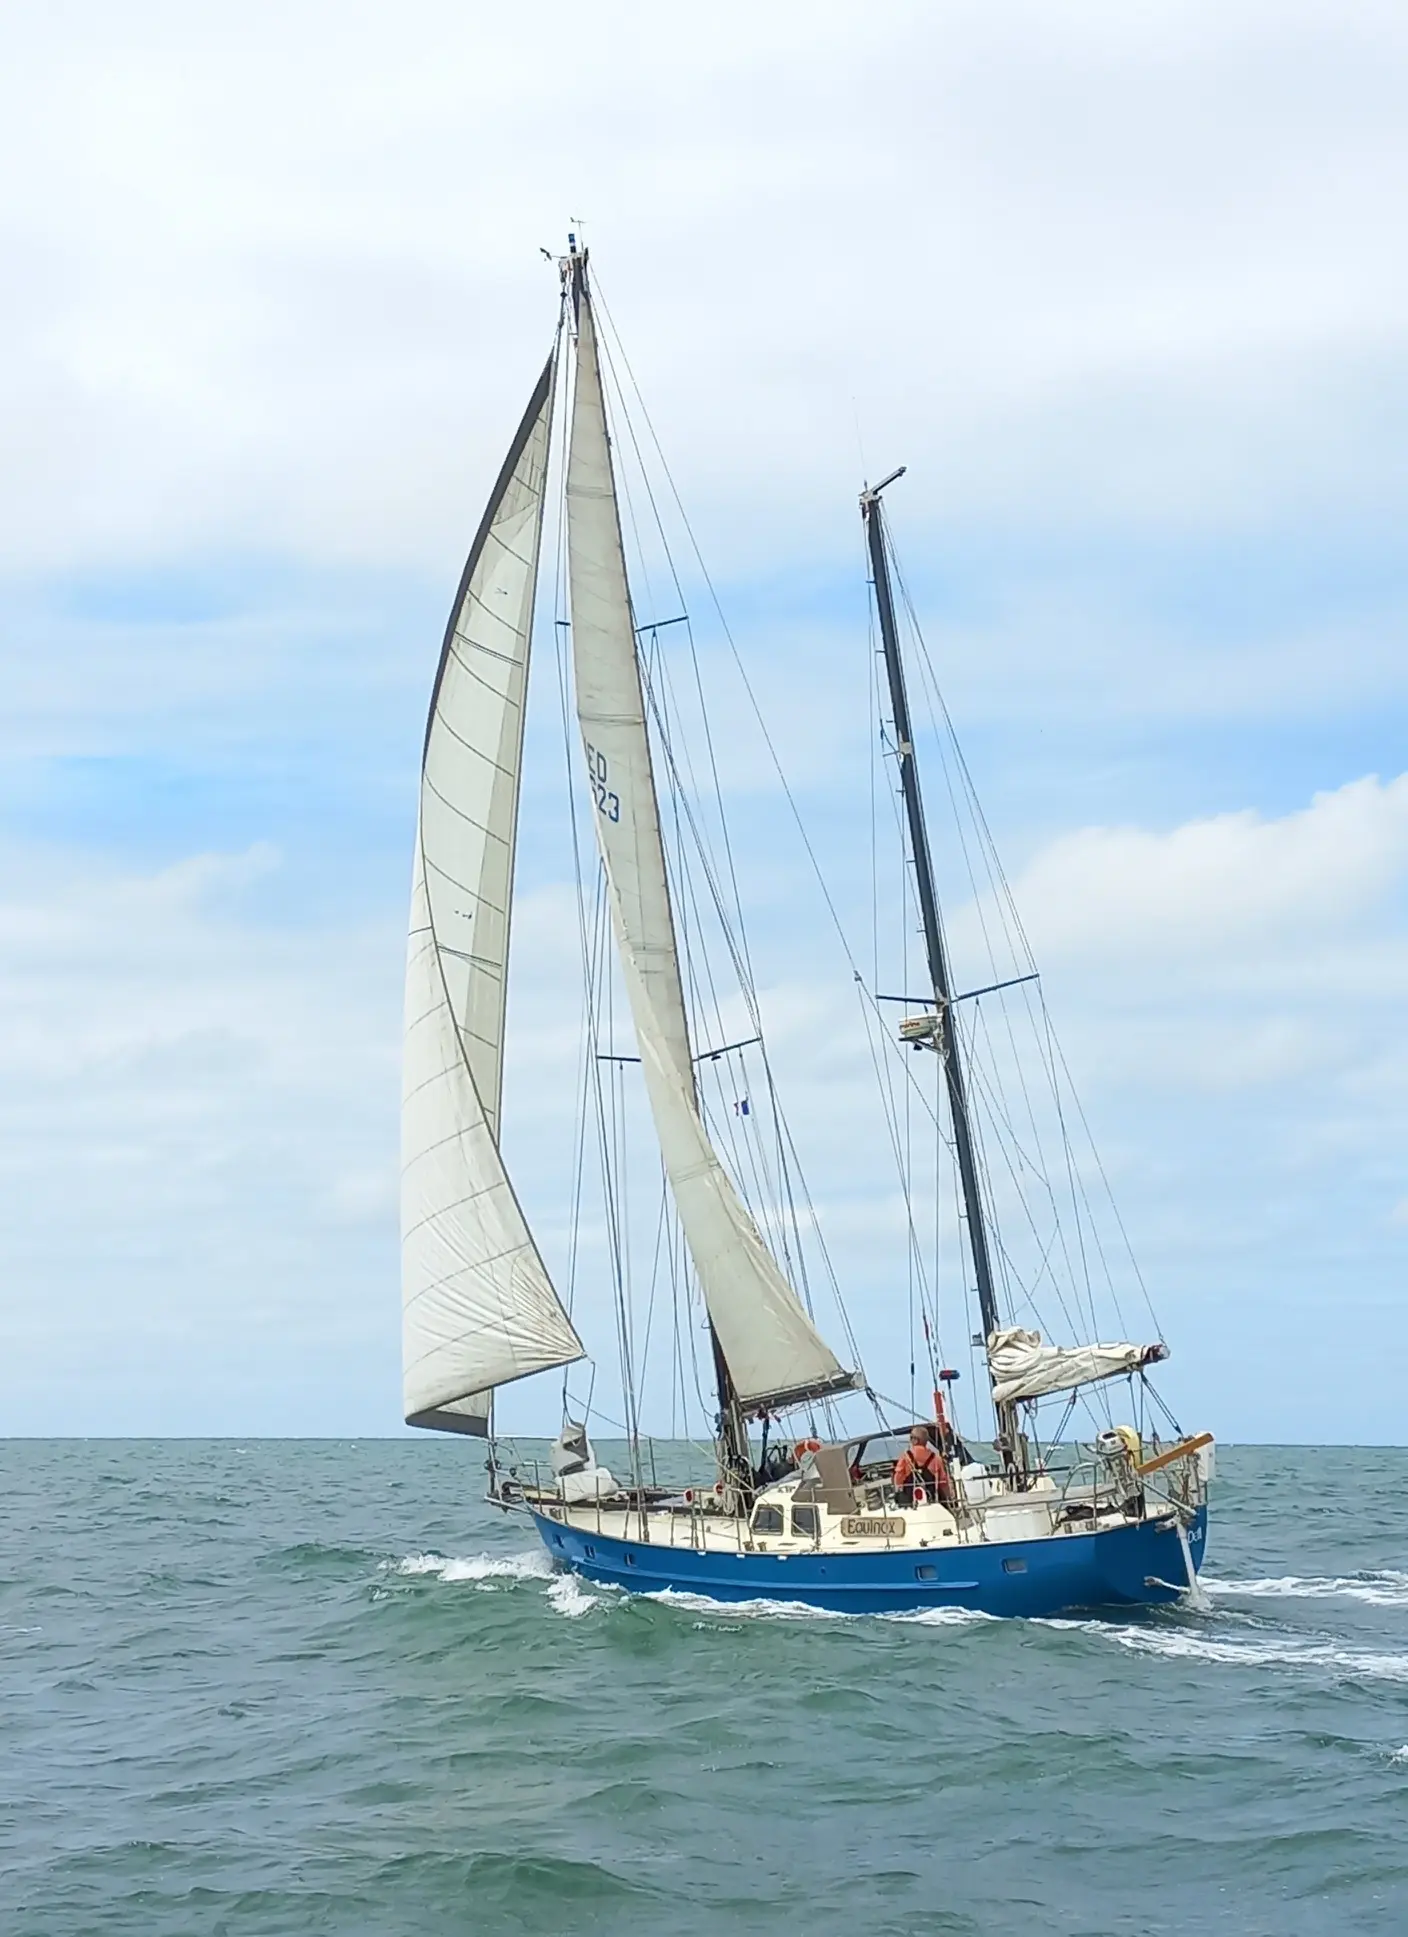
[402,354,584,1434]
[988,1328,1169,1406]
[564,266,853,1412]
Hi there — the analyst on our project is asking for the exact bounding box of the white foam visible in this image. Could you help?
[391,1546,606,1616]
[546,1572,602,1619]
[639,1588,994,1627]
[392,1549,555,1585]
[1390,1745,1408,1765]
[1046,1617,1408,1684]
[1204,1571,1408,1610]
[645,1588,854,1623]
[881,1605,999,1628]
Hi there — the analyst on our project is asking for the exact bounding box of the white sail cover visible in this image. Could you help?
[988,1327,1168,1406]
[402,356,584,1433]
[565,278,852,1411]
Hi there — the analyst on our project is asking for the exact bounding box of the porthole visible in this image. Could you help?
[915,1564,938,1582]
[1002,1557,1027,1575]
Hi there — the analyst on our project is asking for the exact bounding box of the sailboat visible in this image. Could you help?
[401,238,1213,1618]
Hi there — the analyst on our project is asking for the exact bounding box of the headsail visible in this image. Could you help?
[564,266,853,1413]
[402,353,584,1434]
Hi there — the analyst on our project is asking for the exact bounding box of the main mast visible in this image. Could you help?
[861,475,1018,1464]
[565,244,753,1495]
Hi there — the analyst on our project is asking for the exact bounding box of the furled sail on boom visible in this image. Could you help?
[988,1328,1169,1406]
[564,264,854,1413]
[402,354,584,1436]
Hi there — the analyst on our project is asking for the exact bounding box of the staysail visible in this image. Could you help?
[564,266,853,1412]
[402,353,584,1434]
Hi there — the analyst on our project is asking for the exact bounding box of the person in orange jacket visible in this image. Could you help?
[893,1424,953,1507]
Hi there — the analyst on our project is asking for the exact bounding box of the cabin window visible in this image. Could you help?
[752,1504,784,1534]
[915,1564,938,1581]
[790,1505,819,1538]
[1002,1557,1027,1574]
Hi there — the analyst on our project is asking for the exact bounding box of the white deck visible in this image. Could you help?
[535,1467,1185,1558]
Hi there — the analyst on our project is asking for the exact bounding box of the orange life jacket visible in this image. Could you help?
[894,1444,950,1501]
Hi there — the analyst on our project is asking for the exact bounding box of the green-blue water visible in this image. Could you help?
[3,1441,1406,1936]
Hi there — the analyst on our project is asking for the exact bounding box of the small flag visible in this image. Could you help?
[735,1097,750,1116]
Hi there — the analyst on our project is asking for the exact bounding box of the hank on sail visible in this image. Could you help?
[399,238,1213,1617]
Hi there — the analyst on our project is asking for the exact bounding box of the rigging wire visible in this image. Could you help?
[549,270,1161,1462]
[590,279,864,1386]
[886,526,1162,1362]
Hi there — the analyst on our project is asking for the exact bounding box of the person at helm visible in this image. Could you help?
[893,1425,952,1507]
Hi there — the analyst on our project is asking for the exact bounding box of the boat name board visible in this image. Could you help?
[840,1516,906,1539]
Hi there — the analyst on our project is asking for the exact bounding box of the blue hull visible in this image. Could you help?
[531,1506,1208,1618]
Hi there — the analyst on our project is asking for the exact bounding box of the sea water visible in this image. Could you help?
[2,1440,1405,1936]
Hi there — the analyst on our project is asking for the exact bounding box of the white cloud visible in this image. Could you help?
[1004,773,1408,968]
[730,772,1408,1437]
[2,1,1406,577]
[3,758,1406,1438]
[0,838,404,1428]
[1,2,1405,1441]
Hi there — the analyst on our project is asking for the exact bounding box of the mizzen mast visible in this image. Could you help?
[861,474,1016,1463]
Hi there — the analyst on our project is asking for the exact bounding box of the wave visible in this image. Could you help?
[545,1572,601,1619]
[882,1605,999,1628]
[389,1548,605,1619]
[645,1588,855,1623]
[1048,1617,1408,1684]
[391,1550,555,1584]
[1204,1570,1408,1609]
[641,1589,991,1628]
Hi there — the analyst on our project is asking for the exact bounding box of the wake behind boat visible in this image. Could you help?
[400,237,1213,1619]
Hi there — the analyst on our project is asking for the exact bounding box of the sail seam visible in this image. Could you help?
[421,855,499,903]
[421,772,501,843]
[403,1247,533,1311]
[456,607,530,660]
[429,704,519,778]
[441,640,524,690]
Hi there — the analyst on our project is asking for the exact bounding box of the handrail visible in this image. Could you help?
[1135,1433,1213,1476]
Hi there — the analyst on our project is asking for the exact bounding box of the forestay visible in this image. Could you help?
[988,1327,1168,1406]
[565,276,853,1412]
[402,357,584,1434]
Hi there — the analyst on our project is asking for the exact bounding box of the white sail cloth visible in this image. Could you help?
[402,358,583,1432]
[988,1327,1168,1406]
[565,281,853,1412]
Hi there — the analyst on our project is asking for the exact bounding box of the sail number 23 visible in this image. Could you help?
[584,743,621,823]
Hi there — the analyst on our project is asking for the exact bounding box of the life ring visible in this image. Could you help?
[794,1436,822,1461]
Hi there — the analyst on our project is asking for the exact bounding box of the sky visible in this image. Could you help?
[1,0,1405,1441]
